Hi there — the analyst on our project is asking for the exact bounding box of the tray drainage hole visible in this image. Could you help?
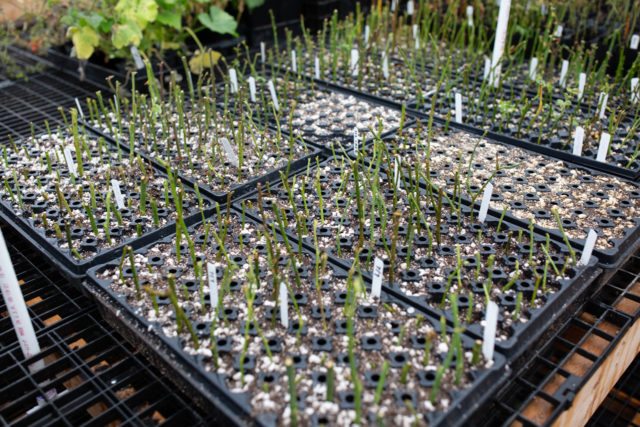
[218,339,227,346]
[317,338,327,346]
[293,355,302,363]
[167,268,178,274]
[224,308,234,315]
[263,374,275,383]
[371,373,381,382]
[85,238,96,244]
[431,284,442,290]
[366,337,377,345]
[426,371,436,380]
[196,323,207,330]
[345,394,355,403]
[415,337,426,345]
[400,393,412,402]
[459,295,469,303]
[363,307,374,314]
[151,256,161,262]
[504,295,515,302]
[563,219,572,225]
[394,354,407,363]
[232,256,244,264]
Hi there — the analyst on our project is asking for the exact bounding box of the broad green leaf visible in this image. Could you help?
[156,11,181,30]
[71,26,100,59]
[189,49,221,74]
[112,21,143,49]
[85,12,104,29]
[246,0,265,11]
[115,0,157,29]
[198,6,237,36]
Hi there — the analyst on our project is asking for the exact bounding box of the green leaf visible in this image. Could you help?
[84,12,104,29]
[115,0,157,29]
[71,26,100,59]
[198,6,237,36]
[112,20,143,49]
[156,11,181,30]
[246,0,265,11]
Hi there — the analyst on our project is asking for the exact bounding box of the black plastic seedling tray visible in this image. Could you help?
[408,86,640,181]
[352,121,640,271]
[85,122,325,204]
[84,213,512,427]
[0,131,214,282]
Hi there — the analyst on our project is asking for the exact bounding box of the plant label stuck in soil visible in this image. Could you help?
[63,148,76,178]
[529,58,538,80]
[260,42,265,63]
[578,73,586,99]
[559,60,569,87]
[354,128,359,152]
[597,132,611,162]
[111,179,125,209]
[489,0,511,87]
[455,92,463,123]
[130,46,144,70]
[220,138,239,168]
[350,49,359,77]
[482,301,498,361]
[229,69,238,93]
[248,77,257,103]
[631,34,639,50]
[291,50,297,73]
[315,56,320,80]
[74,98,84,119]
[466,6,473,26]
[382,54,389,80]
[573,126,584,156]
[371,257,384,300]
[579,229,597,266]
[279,282,288,328]
[207,262,218,309]
[267,80,279,111]
[478,182,493,223]
[598,92,608,119]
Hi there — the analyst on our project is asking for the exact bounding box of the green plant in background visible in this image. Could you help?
[63,0,264,65]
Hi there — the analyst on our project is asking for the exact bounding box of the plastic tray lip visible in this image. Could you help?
[233,156,603,362]
[0,129,215,281]
[349,121,640,270]
[407,87,640,181]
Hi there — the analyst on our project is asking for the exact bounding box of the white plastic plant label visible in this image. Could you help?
[382,54,389,80]
[111,179,125,209]
[350,48,359,77]
[630,34,639,50]
[74,98,84,119]
[632,78,639,104]
[573,126,584,156]
[455,92,463,124]
[554,25,563,38]
[578,72,586,99]
[113,95,119,115]
[248,76,257,103]
[412,24,418,39]
[391,0,397,12]
[489,0,511,87]
[598,92,608,119]
[466,5,474,26]
[482,301,499,361]
[364,25,370,45]
[267,80,279,111]
[540,3,547,14]
[596,132,611,162]
[229,68,238,94]
[63,148,76,178]
[393,159,400,191]
[220,137,239,168]
[484,57,491,81]
[353,128,359,152]
[130,46,144,70]
[291,50,297,73]
[207,262,218,309]
[529,57,538,80]
[579,229,597,266]
[478,182,493,223]
[0,228,41,372]
[370,257,384,300]
[559,60,569,88]
[314,56,321,80]
[406,0,414,15]
[279,282,288,328]
[260,42,266,63]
